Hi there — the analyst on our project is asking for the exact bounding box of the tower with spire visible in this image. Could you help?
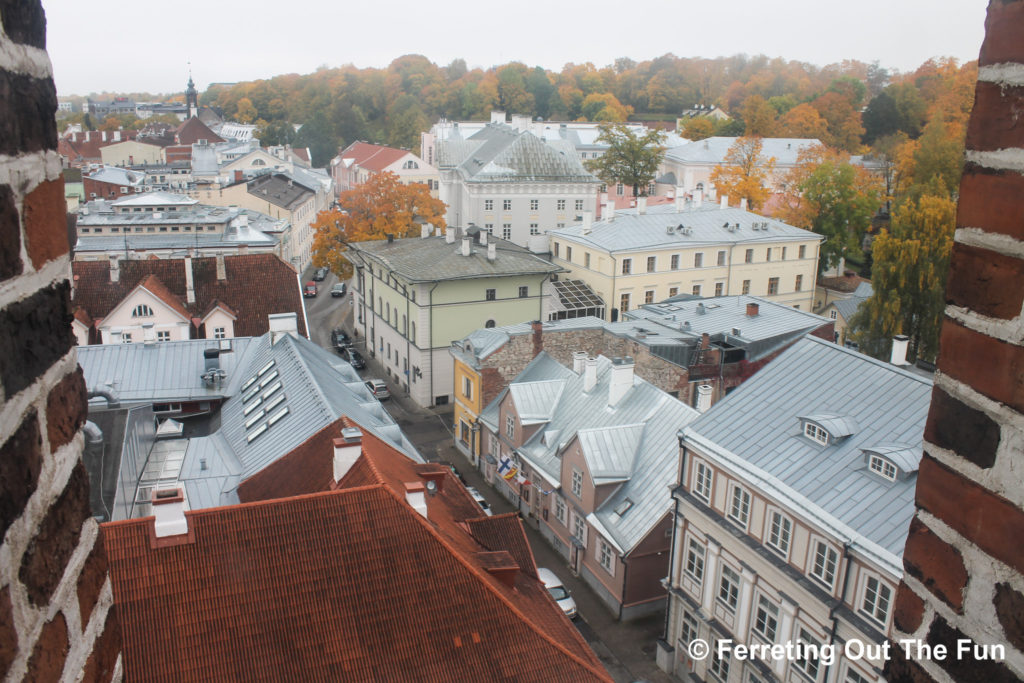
[185,66,198,119]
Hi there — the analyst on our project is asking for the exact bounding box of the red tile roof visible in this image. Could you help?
[71,254,305,341]
[174,117,224,146]
[135,274,191,321]
[338,141,409,173]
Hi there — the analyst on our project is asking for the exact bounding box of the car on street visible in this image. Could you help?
[331,328,351,349]
[303,281,317,298]
[312,266,329,281]
[465,486,493,516]
[338,347,365,369]
[330,282,347,297]
[364,378,390,401]
[537,568,578,619]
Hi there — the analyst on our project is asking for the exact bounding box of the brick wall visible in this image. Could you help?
[885,2,1024,680]
[0,4,120,681]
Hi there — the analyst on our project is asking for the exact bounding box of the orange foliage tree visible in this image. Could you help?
[311,172,447,278]
[709,136,776,210]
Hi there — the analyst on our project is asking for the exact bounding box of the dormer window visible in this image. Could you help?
[799,414,856,446]
[869,455,898,481]
[804,421,829,445]
[862,445,919,481]
[132,304,154,318]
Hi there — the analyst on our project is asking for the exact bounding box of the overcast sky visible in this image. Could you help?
[42,0,988,97]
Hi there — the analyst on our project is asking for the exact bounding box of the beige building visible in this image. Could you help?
[100,139,166,167]
[549,198,821,321]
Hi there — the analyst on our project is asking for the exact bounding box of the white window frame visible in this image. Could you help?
[131,304,154,318]
[694,252,703,268]
[869,455,898,481]
[809,538,839,589]
[502,199,511,211]
[752,593,779,642]
[505,414,515,439]
[670,253,680,270]
[572,511,588,547]
[530,199,539,211]
[859,573,893,627]
[484,199,494,211]
[717,564,740,612]
[554,495,567,525]
[692,460,713,504]
[765,508,792,558]
[156,330,171,343]
[842,664,872,683]
[793,624,823,681]
[684,536,706,584]
[462,376,473,400]
[804,421,830,446]
[598,539,615,575]
[708,643,730,682]
[571,467,583,498]
[728,484,751,529]
[214,327,226,339]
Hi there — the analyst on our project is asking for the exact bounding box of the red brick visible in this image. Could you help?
[924,386,1000,470]
[80,609,120,683]
[25,611,67,683]
[76,539,108,627]
[965,81,1024,152]
[994,582,1024,652]
[0,184,23,282]
[926,615,1019,683]
[892,580,926,634]
[902,517,968,613]
[46,367,87,451]
[979,0,1024,66]
[946,243,1024,321]
[883,642,938,683]
[22,178,68,269]
[957,166,1024,242]
[0,586,16,678]
[937,320,1024,414]
[0,409,42,539]
[916,454,1024,576]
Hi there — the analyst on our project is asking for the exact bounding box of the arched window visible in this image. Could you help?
[132,304,154,317]
[252,158,265,167]
[485,320,496,328]
[410,321,416,341]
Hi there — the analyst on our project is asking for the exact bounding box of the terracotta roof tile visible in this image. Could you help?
[339,141,409,173]
[174,117,224,145]
[136,274,191,320]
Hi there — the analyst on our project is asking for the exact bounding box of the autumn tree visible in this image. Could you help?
[680,117,714,141]
[580,93,631,121]
[775,103,828,139]
[849,192,956,362]
[739,95,776,137]
[311,172,447,278]
[235,97,257,124]
[709,136,776,210]
[584,123,666,198]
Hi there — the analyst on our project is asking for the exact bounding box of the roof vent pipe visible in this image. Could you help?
[487,242,496,261]
[720,195,728,210]
[152,488,188,538]
[890,335,910,366]
[696,385,713,413]
[461,236,471,256]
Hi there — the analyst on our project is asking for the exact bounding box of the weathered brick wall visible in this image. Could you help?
[0,4,120,681]
[885,3,1024,680]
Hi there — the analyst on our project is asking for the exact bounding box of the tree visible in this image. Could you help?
[584,123,666,198]
[739,95,776,137]
[681,117,714,141]
[235,97,257,124]
[849,192,956,362]
[311,172,447,278]
[580,93,631,122]
[776,103,828,139]
[709,136,775,210]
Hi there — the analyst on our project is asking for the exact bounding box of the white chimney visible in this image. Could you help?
[608,356,635,407]
[572,351,588,375]
[269,312,299,343]
[490,110,506,124]
[581,211,593,235]
[184,256,196,303]
[101,130,107,142]
[152,488,188,538]
[696,384,713,413]
[405,482,428,518]
[890,335,910,366]
[675,192,686,212]
[333,428,363,483]
[113,130,121,142]
[480,230,488,245]
[604,201,615,221]
[720,195,729,209]
[108,255,119,282]
[739,198,748,210]
[445,228,456,244]
[693,193,703,208]
[142,322,156,345]
[583,356,598,392]
[637,197,647,215]
[421,223,431,239]
[461,236,471,256]
[216,253,226,281]
[487,242,496,261]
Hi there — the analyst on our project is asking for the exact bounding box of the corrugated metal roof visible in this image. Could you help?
[509,380,566,424]
[664,137,821,166]
[438,124,599,184]
[578,424,644,483]
[683,336,931,564]
[830,295,869,322]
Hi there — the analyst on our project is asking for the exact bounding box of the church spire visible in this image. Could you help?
[185,62,198,119]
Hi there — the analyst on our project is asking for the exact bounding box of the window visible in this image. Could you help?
[554,495,567,525]
[529,223,539,235]
[410,321,416,341]
[121,333,133,344]
[571,467,583,498]
[505,414,515,439]
[766,248,772,262]
[804,421,829,445]
[485,289,496,301]
[156,330,170,342]
[717,250,726,266]
[575,199,584,211]
[553,242,560,257]
[766,510,792,556]
[566,246,573,262]
[584,252,591,268]
[799,244,807,259]
[131,304,154,318]
[811,540,839,588]
[869,455,898,481]
[718,565,741,611]
[557,199,566,211]
[518,286,529,298]
[694,253,703,268]
[572,512,587,547]
[619,293,630,313]
[709,644,730,682]
[795,274,803,291]
[671,254,680,270]
[861,575,893,625]
[693,461,713,502]
[485,223,494,234]
[768,277,779,295]
[680,610,699,650]
[692,284,701,296]
[753,595,779,641]
[647,256,656,273]
[829,309,838,320]
[668,287,678,297]
[685,538,705,582]
[644,290,655,304]
[502,199,511,211]
[502,224,511,240]
[621,258,632,274]
[485,320,495,328]
[484,199,494,211]
[462,376,473,399]
[599,540,614,574]
[728,486,751,528]
[745,249,754,263]
[530,199,538,211]
[616,183,624,195]
[715,282,724,297]
[844,667,872,683]
[794,626,822,680]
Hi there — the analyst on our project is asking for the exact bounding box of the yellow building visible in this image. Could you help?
[452,355,482,464]
[549,199,821,320]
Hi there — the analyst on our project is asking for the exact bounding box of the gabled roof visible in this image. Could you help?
[247,173,314,211]
[509,379,566,424]
[664,136,820,166]
[174,116,224,145]
[337,141,410,172]
[132,274,191,321]
[85,166,145,186]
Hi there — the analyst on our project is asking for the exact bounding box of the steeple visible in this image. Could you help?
[185,63,198,119]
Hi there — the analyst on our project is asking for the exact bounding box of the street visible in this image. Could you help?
[301,265,673,683]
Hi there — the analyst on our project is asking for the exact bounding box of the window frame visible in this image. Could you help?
[694,252,703,268]
[621,258,632,275]
[598,539,615,575]
[804,421,830,446]
[859,573,893,627]
[768,277,780,295]
[646,256,656,273]
[571,467,583,499]
[485,288,497,301]
[505,414,515,439]
[742,280,751,295]
[692,460,713,504]
[869,454,898,481]
[684,537,706,584]
[793,624,823,681]
[752,593,779,642]
[717,564,741,612]
[765,508,793,559]
[809,538,840,589]
[728,484,751,529]
[554,494,567,525]
[502,199,511,211]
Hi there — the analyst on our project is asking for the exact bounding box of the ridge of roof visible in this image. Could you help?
[136,273,191,320]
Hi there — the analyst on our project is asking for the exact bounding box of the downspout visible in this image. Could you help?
[428,281,440,407]
[824,542,854,683]
[662,430,688,644]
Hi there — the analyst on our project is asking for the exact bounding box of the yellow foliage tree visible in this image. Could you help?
[776,103,829,139]
[680,117,714,141]
[709,137,775,210]
[311,172,447,279]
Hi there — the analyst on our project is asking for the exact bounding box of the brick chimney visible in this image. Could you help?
[152,488,188,537]
[333,427,363,483]
[608,356,635,407]
[746,302,759,317]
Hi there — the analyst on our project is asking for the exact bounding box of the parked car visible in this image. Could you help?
[364,378,390,401]
[330,282,347,298]
[303,281,317,298]
[537,568,578,619]
[339,347,365,369]
[465,486,493,516]
[312,266,329,281]
[331,328,351,349]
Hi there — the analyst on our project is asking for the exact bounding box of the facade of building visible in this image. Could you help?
[82,166,145,200]
[819,281,873,348]
[346,229,563,408]
[549,200,821,320]
[331,141,438,196]
[659,336,932,683]
[99,138,166,167]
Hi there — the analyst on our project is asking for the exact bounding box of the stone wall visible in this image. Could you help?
[885,3,1024,680]
[0,4,120,680]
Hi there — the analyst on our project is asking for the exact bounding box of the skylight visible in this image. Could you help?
[614,499,634,516]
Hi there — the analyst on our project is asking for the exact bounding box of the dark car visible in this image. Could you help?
[303,281,318,298]
[331,328,351,348]
[330,282,347,298]
[312,266,329,281]
[339,346,365,369]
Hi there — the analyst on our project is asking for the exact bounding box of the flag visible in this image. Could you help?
[498,454,518,481]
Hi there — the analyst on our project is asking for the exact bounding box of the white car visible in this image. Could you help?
[537,567,578,619]
[465,486,493,516]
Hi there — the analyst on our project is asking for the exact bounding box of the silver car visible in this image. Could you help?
[537,567,577,619]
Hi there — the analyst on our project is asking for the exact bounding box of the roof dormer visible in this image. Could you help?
[797,414,858,446]
[862,445,921,482]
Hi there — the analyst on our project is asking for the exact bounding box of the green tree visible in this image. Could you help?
[293,111,340,167]
[681,117,714,141]
[584,123,666,198]
[849,192,956,362]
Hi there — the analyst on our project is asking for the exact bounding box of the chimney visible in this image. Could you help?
[85,130,91,142]
[386,233,394,244]
[479,230,487,245]
[203,348,220,376]
[675,192,686,212]
[142,322,156,345]
[184,256,196,303]
[581,210,593,235]
[637,197,647,215]
[333,428,363,483]
[531,319,543,356]
[490,110,506,124]
[405,482,428,518]
[215,253,226,281]
[572,351,588,375]
[445,228,456,244]
[583,356,598,392]
[479,551,519,588]
[697,303,706,315]
[152,488,188,538]
[421,223,431,239]
[461,236,471,256]
[693,193,703,208]
[696,384,713,413]
[608,356,635,407]
[487,242,496,261]
[234,170,243,183]
[700,332,710,349]
[890,335,910,366]
[108,255,119,282]
[101,130,107,142]
[740,198,748,210]
[720,195,729,209]
[746,302,759,317]
[269,312,299,343]
[604,200,615,221]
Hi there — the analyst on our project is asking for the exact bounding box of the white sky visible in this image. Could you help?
[42,0,989,97]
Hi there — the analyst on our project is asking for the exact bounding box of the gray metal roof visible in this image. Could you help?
[682,335,932,570]
[499,352,700,554]
[347,235,563,283]
[549,204,821,253]
[830,295,869,322]
[664,136,821,166]
[509,380,566,425]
